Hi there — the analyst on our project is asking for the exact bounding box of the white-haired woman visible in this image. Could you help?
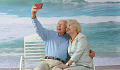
[55,19,93,70]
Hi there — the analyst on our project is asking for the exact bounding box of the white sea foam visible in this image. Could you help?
[37,16,120,24]
[94,56,120,66]
[0,52,23,56]
[0,55,21,68]
[3,48,23,51]
[0,13,7,15]
[85,0,120,3]
[0,13,120,42]
[41,0,120,3]
[116,47,120,52]
[0,13,35,42]
[0,13,31,25]
[0,13,120,25]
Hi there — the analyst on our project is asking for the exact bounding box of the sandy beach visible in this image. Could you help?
[95,65,120,70]
[0,65,120,70]
[0,68,19,70]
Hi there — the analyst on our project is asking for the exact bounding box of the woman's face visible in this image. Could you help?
[66,22,77,34]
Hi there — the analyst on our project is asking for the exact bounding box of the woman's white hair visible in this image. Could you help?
[67,19,81,33]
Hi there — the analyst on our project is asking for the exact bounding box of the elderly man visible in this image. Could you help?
[31,6,95,70]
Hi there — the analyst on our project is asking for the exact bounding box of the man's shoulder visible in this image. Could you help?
[64,33,71,40]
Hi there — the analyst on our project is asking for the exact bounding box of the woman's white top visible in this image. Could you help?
[68,33,93,67]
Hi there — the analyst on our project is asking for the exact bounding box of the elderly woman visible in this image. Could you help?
[55,19,93,70]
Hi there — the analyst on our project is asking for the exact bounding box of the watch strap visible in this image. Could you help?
[66,63,70,66]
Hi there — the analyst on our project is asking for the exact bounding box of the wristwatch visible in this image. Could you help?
[66,63,70,66]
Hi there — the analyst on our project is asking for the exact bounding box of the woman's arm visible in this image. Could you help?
[55,60,74,69]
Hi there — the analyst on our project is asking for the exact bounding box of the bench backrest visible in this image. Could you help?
[24,33,45,70]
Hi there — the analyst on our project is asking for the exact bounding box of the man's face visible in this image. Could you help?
[56,20,67,35]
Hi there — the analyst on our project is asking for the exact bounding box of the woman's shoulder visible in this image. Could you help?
[77,33,86,39]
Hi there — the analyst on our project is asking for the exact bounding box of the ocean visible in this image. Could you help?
[0,0,120,68]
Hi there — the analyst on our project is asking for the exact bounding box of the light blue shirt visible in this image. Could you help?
[32,18,70,61]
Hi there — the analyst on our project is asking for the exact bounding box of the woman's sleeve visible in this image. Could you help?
[70,36,88,62]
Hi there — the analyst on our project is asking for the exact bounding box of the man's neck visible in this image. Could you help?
[59,32,65,37]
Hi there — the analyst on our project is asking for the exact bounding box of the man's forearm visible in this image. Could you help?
[32,14,36,19]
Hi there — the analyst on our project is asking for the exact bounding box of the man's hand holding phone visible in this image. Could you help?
[31,6,37,19]
[35,3,43,9]
[31,3,43,19]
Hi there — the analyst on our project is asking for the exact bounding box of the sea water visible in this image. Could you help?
[0,0,120,68]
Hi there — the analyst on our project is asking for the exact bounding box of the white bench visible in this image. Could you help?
[20,33,95,70]
[20,34,45,70]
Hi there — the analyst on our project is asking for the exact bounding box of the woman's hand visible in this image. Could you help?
[55,64,68,69]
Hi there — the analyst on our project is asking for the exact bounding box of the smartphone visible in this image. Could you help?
[35,3,43,9]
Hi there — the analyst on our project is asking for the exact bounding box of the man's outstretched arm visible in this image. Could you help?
[31,6,50,41]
